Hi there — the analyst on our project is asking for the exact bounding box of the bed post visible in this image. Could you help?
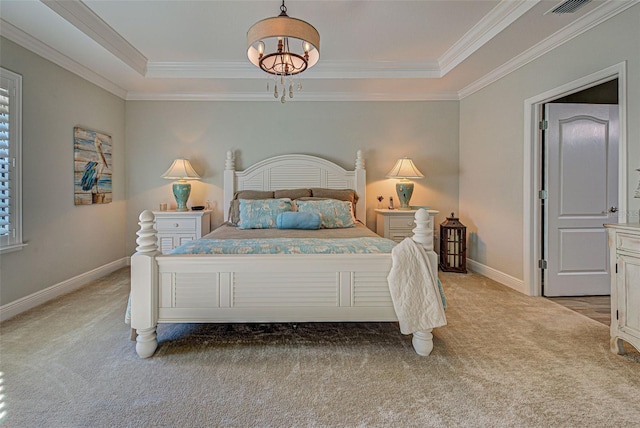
[223,150,235,222]
[130,210,160,358]
[410,208,437,356]
[412,209,438,273]
[354,149,366,222]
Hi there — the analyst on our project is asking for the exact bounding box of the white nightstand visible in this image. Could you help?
[375,208,438,243]
[152,210,212,254]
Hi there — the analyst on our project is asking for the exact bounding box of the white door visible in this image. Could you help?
[544,103,618,297]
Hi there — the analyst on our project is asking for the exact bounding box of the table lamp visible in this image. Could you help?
[161,158,201,211]
[385,157,424,210]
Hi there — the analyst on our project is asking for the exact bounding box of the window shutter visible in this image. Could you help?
[0,67,22,252]
[0,87,9,238]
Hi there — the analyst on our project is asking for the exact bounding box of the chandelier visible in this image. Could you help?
[247,0,320,103]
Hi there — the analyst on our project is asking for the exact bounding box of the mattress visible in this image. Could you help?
[170,223,397,255]
[203,222,381,239]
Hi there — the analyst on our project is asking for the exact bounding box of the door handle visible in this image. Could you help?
[609,206,618,213]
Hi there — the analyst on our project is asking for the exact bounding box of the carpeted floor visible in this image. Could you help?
[1,267,639,427]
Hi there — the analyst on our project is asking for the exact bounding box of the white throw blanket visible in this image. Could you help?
[387,238,447,334]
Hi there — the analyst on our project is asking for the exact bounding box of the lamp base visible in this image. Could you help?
[173,181,191,211]
[396,181,414,210]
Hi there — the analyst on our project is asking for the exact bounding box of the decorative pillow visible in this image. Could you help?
[295,199,356,229]
[276,211,321,230]
[274,188,312,200]
[235,190,275,199]
[237,198,292,229]
[310,188,359,205]
[228,190,275,225]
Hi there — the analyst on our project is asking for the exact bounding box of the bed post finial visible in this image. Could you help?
[136,210,158,254]
[225,150,235,171]
[411,209,433,251]
[355,149,365,170]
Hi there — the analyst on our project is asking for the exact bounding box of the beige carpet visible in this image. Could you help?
[1,267,639,427]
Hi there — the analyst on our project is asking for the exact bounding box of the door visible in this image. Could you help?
[544,103,618,297]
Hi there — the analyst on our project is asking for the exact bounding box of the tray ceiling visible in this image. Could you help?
[0,0,634,100]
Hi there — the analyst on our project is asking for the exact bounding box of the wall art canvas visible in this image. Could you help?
[74,126,112,205]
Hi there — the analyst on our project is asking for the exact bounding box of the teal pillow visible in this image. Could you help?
[238,198,292,229]
[276,211,322,230]
[295,199,356,229]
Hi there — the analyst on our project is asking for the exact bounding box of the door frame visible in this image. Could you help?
[523,62,627,297]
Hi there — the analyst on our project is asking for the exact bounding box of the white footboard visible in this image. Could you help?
[130,209,439,358]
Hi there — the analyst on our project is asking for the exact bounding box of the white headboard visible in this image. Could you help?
[223,150,366,222]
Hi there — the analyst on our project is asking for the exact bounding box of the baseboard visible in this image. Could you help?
[467,259,527,295]
[0,257,130,322]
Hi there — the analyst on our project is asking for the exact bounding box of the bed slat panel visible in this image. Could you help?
[270,166,321,189]
[240,174,266,190]
[233,271,338,307]
[327,173,351,189]
[353,272,393,307]
[174,273,220,308]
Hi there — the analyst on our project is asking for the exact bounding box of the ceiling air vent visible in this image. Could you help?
[548,0,592,14]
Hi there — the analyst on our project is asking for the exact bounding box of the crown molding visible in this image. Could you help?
[308,61,441,79]
[146,61,261,79]
[42,0,148,75]
[125,91,460,102]
[458,0,638,99]
[0,19,128,99]
[146,60,441,79]
[439,0,540,76]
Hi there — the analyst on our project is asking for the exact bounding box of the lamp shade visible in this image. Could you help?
[385,158,424,179]
[161,159,201,180]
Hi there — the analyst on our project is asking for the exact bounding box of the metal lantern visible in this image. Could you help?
[440,212,467,273]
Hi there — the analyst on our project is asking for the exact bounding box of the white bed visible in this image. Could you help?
[130,150,441,358]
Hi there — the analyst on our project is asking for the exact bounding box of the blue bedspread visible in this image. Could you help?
[170,237,397,255]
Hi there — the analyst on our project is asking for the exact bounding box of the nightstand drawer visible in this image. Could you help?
[376,209,438,246]
[389,216,415,230]
[618,233,640,254]
[156,217,197,232]
[389,233,410,243]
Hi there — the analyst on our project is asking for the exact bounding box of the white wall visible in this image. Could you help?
[459,5,640,282]
[0,38,127,305]
[125,101,460,254]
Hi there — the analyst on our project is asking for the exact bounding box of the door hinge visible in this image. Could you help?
[538,259,548,269]
[538,190,548,200]
[539,120,548,130]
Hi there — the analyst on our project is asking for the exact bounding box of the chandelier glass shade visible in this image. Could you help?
[247,1,320,102]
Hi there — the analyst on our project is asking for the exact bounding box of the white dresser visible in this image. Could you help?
[375,209,438,243]
[153,210,212,254]
[605,223,640,355]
